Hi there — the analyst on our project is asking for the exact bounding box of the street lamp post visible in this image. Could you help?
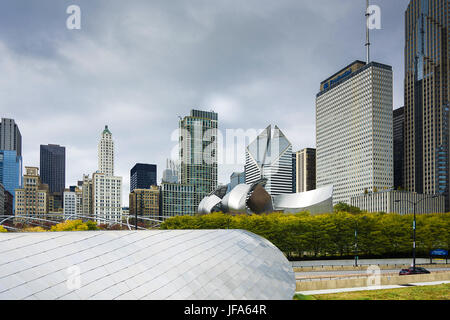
[354,227,358,267]
[395,195,438,271]
[353,216,367,267]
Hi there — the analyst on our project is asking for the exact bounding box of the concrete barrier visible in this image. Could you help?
[296,271,450,291]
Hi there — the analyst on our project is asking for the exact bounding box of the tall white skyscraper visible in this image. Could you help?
[316,61,393,205]
[98,125,114,177]
[245,125,293,196]
[93,126,122,224]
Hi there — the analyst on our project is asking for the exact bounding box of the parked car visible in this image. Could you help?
[399,267,431,275]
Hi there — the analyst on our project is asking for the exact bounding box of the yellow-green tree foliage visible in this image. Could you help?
[160,212,450,259]
[0,225,7,233]
[50,220,99,232]
[23,226,47,232]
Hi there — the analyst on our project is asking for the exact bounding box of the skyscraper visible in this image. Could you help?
[179,109,218,207]
[40,144,66,194]
[316,60,393,205]
[0,118,22,157]
[404,0,449,210]
[292,154,296,193]
[0,150,22,211]
[81,174,93,216]
[160,182,196,218]
[130,163,157,192]
[245,125,293,196]
[99,125,114,177]
[393,107,405,189]
[229,172,245,192]
[296,148,316,193]
[93,126,122,224]
[63,188,77,220]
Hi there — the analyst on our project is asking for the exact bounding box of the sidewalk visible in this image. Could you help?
[296,280,450,296]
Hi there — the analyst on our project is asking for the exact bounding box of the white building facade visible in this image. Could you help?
[316,61,393,205]
[245,125,293,196]
[93,126,122,224]
[93,172,122,224]
[63,190,77,220]
[351,191,446,215]
[98,126,114,177]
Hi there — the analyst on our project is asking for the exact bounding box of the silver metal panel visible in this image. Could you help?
[272,185,334,214]
[223,184,252,212]
[198,194,222,215]
[0,230,295,300]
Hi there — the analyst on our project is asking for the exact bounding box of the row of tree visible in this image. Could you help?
[0,220,99,233]
[160,211,450,260]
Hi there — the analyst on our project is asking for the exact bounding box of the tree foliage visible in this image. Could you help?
[161,212,450,259]
[23,226,47,232]
[50,220,99,232]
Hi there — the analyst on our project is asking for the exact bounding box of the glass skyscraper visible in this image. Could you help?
[0,118,22,157]
[0,150,23,211]
[179,109,218,208]
[40,144,66,194]
[130,163,157,192]
[404,0,449,211]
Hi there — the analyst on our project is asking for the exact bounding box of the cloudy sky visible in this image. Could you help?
[0,0,409,206]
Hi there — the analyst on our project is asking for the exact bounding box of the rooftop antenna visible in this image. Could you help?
[365,0,371,64]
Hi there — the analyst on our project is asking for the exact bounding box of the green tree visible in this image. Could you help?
[50,220,99,232]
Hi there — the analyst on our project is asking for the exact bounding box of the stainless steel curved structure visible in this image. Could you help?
[272,185,334,215]
[198,182,333,215]
[197,194,222,215]
[222,184,252,213]
[0,230,295,300]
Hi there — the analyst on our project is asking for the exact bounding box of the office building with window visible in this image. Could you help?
[129,186,160,218]
[15,167,49,218]
[351,190,445,215]
[179,109,218,208]
[160,182,196,218]
[228,172,245,193]
[394,107,405,189]
[316,60,393,205]
[81,174,93,216]
[92,126,123,224]
[404,0,450,211]
[0,118,22,157]
[99,125,115,177]
[130,163,157,192]
[63,189,77,220]
[40,144,66,194]
[0,150,22,212]
[296,148,316,193]
[245,125,293,196]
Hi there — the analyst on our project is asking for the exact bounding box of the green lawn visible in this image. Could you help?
[294,283,450,300]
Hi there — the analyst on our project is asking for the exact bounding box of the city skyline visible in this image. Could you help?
[0,0,409,206]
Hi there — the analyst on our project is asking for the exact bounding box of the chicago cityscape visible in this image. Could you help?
[0,0,449,304]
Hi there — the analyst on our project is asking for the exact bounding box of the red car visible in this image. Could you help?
[399,267,431,275]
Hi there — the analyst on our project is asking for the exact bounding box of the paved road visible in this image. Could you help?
[296,267,450,277]
[291,258,447,267]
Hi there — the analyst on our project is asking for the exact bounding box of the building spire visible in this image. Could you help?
[365,0,371,64]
